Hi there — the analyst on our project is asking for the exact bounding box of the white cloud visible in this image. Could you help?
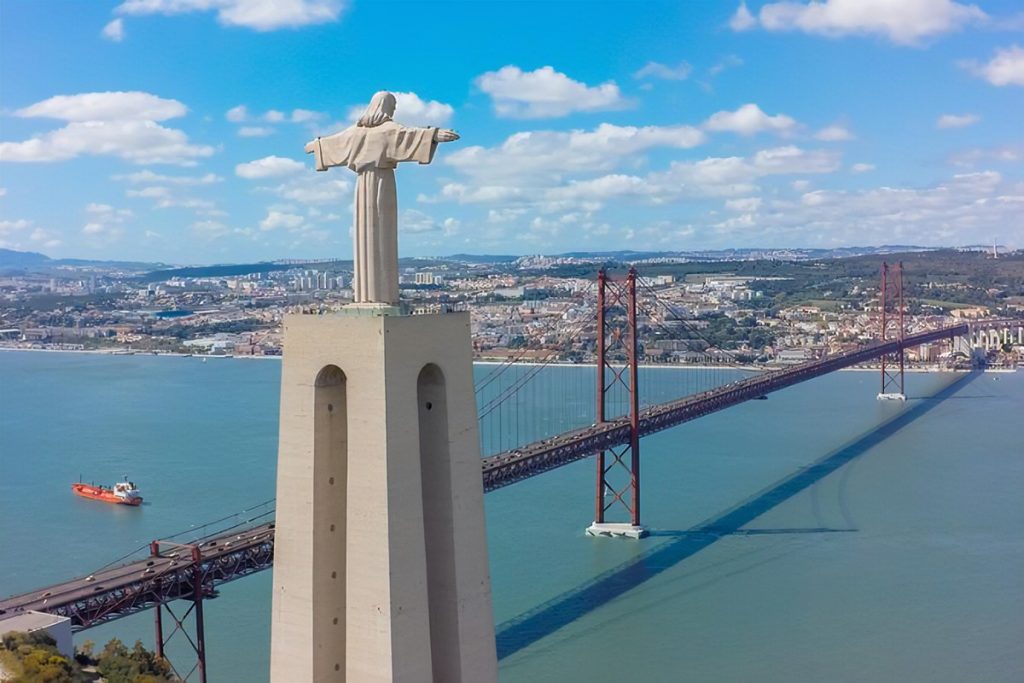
[815,124,854,141]
[487,208,528,224]
[634,61,693,80]
[0,219,31,235]
[950,145,1023,166]
[716,171,1022,246]
[162,197,216,210]
[0,120,213,165]
[227,105,327,127]
[475,65,628,118]
[729,2,757,31]
[393,92,454,127]
[260,210,305,232]
[345,92,454,127]
[192,220,230,238]
[267,175,351,204]
[662,146,840,190]
[0,219,61,250]
[115,0,345,31]
[445,122,706,184]
[86,203,133,219]
[0,187,6,197]
[236,155,305,178]
[574,146,839,206]
[31,229,63,249]
[546,175,657,205]
[1,91,210,166]
[965,45,1024,86]
[443,144,840,214]
[239,126,274,137]
[442,217,460,237]
[15,91,186,121]
[851,162,876,173]
[703,103,797,136]
[936,113,980,129]
[738,0,986,45]
[726,197,763,212]
[290,108,323,123]
[431,183,526,205]
[113,169,222,184]
[708,55,744,77]
[102,18,125,41]
[400,209,441,234]
[124,184,218,212]
[81,202,131,241]
[126,186,172,199]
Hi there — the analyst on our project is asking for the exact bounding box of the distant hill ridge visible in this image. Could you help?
[0,248,159,271]
[1,245,1012,278]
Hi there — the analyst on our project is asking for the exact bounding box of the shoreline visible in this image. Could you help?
[1,345,1013,372]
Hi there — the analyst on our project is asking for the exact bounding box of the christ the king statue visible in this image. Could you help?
[304,91,459,306]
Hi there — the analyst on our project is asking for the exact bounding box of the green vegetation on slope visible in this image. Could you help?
[0,631,176,683]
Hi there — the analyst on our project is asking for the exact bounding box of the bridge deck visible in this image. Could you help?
[0,523,275,630]
[480,324,968,490]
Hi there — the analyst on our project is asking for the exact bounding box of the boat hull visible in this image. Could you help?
[71,483,142,506]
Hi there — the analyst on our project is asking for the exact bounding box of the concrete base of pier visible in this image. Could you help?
[586,523,649,539]
[877,392,907,401]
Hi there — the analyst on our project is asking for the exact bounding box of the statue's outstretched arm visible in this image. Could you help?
[433,128,460,143]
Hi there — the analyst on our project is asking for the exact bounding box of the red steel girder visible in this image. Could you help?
[594,268,642,527]
[879,261,906,396]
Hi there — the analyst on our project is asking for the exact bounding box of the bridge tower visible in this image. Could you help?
[878,261,906,400]
[149,541,208,683]
[587,268,648,539]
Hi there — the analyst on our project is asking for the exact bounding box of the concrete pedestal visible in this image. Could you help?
[876,392,907,401]
[585,523,649,539]
[270,311,497,683]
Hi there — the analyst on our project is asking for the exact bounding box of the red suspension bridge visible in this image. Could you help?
[3,262,1016,681]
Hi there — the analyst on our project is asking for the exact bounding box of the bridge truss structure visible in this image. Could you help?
[878,261,907,400]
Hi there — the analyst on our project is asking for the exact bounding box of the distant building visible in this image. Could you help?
[777,348,816,363]
[950,306,990,319]
[415,272,444,286]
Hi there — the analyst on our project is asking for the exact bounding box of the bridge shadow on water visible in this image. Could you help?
[495,371,980,660]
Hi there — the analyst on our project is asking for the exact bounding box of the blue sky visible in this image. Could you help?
[1,0,1022,264]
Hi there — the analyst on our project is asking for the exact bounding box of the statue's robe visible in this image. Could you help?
[305,122,437,305]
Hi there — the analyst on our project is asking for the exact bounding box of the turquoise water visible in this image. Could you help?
[1,351,1022,681]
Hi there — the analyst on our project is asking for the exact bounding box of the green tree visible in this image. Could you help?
[0,630,84,683]
[95,638,174,683]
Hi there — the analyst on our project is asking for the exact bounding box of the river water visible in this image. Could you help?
[1,351,1021,681]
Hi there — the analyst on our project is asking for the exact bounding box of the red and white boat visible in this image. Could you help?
[71,477,143,506]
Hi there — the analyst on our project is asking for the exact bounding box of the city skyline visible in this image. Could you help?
[2,0,1023,263]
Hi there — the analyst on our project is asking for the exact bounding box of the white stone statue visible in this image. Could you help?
[305,91,459,306]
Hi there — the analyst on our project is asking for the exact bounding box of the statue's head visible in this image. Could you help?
[356,91,397,128]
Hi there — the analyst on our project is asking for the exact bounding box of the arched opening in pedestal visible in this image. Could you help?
[314,364,347,679]
[417,363,463,681]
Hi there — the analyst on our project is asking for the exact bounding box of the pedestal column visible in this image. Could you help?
[270,311,497,683]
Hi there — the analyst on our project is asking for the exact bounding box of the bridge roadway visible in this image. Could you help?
[0,324,967,629]
[0,523,275,631]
